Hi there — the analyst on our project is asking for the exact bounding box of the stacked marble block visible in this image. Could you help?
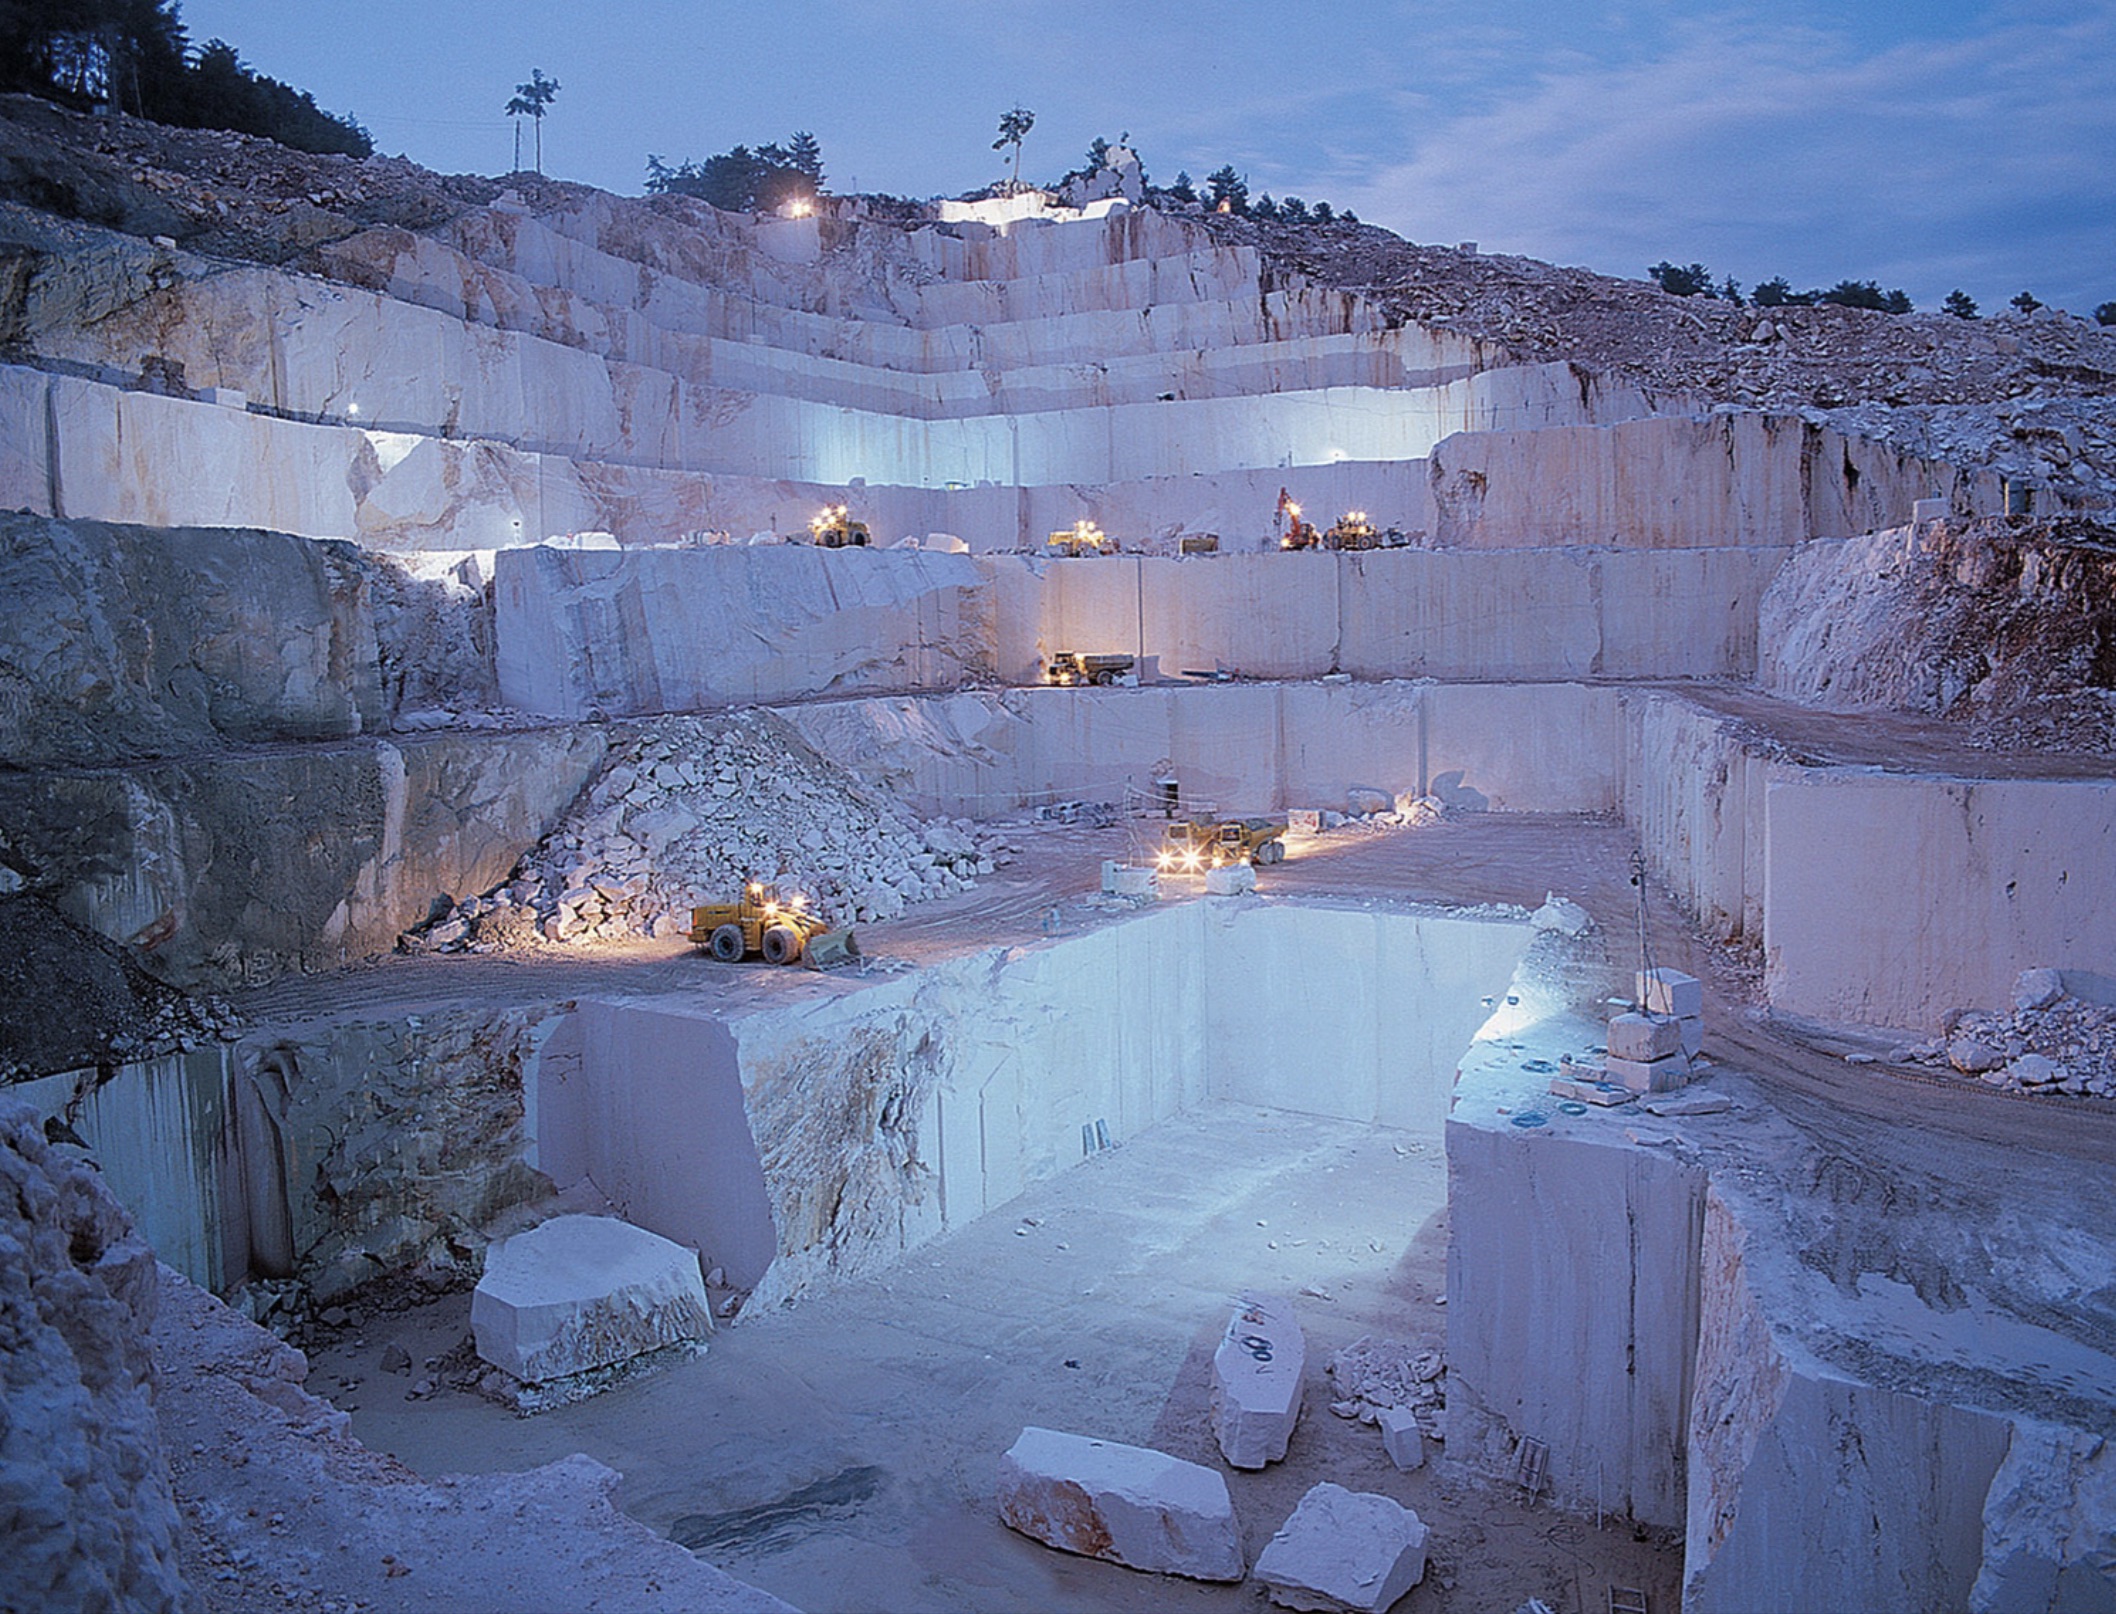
[997,1291,1428,1610]
[1604,968,1704,1094]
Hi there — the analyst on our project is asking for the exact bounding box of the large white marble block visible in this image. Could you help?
[996,1426,1244,1581]
[1211,1290,1305,1468]
[471,1215,713,1383]
[1254,1482,1430,1613]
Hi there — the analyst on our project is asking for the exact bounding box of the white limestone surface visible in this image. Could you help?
[495,543,989,717]
[1378,1407,1426,1471]
[472,1215,713,1383]
[1211,1291,1305,1469]
[1253,1482,1429,1613]
[784,682,1627,828]
[996,1426,1244,1582]
[1620,690,1801,947]
[1448,1022,1708,1530]
[1763,773,2116,1029]
[1608,1012,1684,1062]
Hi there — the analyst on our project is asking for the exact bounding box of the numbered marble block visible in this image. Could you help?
[1255,1482,1430,1613]
[997,1427,1245,1582]
[1211,1290,1306,1469]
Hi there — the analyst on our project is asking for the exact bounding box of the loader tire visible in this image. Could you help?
[708,924,746,962]
[762,925,803,965]
[1258,840,1285,864]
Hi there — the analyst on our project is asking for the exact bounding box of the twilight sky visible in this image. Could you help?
[179,0,2115,314]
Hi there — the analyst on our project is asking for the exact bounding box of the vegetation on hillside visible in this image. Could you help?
[645,133,824,212]
[0,0,371,155]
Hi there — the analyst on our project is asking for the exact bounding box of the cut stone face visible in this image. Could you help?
[471,1215,714,1384]
[1608,1052,1690,1094]
[1678,1015,1705,1058]
[1211,1291,1305,1468]
[1637,968,1703,1019]
[1254,1482,1430,1613]
[996,1426,1244,1581]
[1378,1406,1426,1471]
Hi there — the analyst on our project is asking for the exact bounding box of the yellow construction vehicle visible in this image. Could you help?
[1047,520,1114,556]
[1276,488,1320,550]
[1156,816,1288,872]
[690,880,858,966]
[807,503,871,547]
[1324,510,1380,550]
[1046,650,1135,686]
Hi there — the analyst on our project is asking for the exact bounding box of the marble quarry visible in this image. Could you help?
[2,101,2113,1614]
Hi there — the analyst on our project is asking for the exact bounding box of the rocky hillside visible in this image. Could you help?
[1205,212,2116,512]
[1760,514,2116,754]
[5,91,2110,515]
[0,1099,187,1614]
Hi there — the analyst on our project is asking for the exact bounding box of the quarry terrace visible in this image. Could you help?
[3,98,2115,1614]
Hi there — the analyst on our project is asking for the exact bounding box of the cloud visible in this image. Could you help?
[1335,7,2116,311]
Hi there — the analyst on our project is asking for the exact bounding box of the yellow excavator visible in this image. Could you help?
[690,880,859,966]
[1276,488,1320,550]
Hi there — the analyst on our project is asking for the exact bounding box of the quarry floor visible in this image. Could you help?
[310,1100,1682,1614]
[221,810,2114,1614]
[236,809,2116,1165]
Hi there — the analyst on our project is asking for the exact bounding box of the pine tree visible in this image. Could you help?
[993,105,1034,193]
[506,68,559,175]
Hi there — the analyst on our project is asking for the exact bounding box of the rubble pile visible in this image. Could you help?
[1894,970,2116,1098]
[1326,1334,1447,1443]
[1761,514,2116,754]
[0,1099,188,1614]
[1210,213,2116,509]
[0,90,501,266]
[0,893,239,1082]
[414,710,994,951]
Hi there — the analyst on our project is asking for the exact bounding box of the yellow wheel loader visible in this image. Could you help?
[689,881,859,967]
[1323,510,1380,551]
[807,503,871,547]
[1155,817,1288,873]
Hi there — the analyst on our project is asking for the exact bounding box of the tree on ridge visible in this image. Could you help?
[506,68,559,175]
[994,105,1035,193]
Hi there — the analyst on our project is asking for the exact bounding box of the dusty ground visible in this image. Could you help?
[152,1266,794,1614]
[312,1101,1679,1614]
[256,802,2116,1614]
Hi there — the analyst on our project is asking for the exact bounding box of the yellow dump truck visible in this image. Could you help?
[1046,651,1135,686]
[690,881,858,966]
[1156,817,1288,872]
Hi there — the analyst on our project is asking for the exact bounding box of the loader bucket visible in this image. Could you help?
[804,928,861,970]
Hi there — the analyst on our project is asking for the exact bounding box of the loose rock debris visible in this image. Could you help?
[1327,1334,1447,1443]
[403,710,1002,950]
